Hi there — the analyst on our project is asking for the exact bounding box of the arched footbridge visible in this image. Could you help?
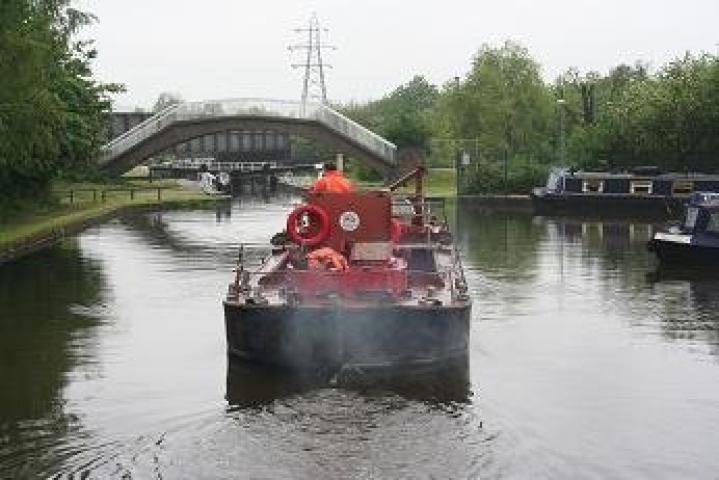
[99,99,398,177]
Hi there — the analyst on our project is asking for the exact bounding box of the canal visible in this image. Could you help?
[2,197,719,479]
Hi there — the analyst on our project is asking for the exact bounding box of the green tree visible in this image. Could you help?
[570,54,719,173]
[0,1,120,214]
[442,41,553,154]
[340,75,439,179]
[341,75,439,150]
[337,41,719,192]
[0,1,65,208]
[437,41,555,192]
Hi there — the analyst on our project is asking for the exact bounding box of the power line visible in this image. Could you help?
[288,13,336,107]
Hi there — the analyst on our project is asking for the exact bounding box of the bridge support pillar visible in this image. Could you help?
[269,175,278,193]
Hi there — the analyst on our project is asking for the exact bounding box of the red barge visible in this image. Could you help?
[223,168,471,371]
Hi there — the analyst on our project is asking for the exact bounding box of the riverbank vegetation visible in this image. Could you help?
[0,179,218,254]
[0,0,120,218]
[341,41,719,194]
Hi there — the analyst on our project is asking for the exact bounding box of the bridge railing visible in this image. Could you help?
[153,159,279,172]
[102,103,181,162]
[101,98,397,166]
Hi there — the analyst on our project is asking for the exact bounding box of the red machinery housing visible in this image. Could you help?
[285,190,407,300]
[303,190,393,252]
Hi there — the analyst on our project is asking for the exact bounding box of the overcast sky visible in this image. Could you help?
[77,0,719,110]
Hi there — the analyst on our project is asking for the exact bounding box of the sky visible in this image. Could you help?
[76,0,719,111]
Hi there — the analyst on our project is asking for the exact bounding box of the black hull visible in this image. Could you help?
[225,355,471,407]
[649,239,719,264]
[223,302,471,370]
[532,192,684,218]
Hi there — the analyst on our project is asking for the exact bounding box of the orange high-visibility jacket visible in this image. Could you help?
[307,247,349,271]
[309,170,354,194]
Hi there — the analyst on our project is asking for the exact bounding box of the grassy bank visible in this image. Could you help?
[425,168,457,196]
[354,168,458,197]
[0,178,223,260]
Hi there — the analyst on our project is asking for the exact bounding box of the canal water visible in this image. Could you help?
[2,197,719,479]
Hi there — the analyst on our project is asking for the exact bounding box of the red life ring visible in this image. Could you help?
[390,219,403,243]
[286,204,330,247]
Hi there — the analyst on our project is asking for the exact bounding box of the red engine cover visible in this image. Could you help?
[306,191,392,253]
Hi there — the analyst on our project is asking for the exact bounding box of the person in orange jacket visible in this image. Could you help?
[307,246,349,271]
[309,162,354,194]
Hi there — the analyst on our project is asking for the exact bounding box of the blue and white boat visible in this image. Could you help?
[648,192,719,264]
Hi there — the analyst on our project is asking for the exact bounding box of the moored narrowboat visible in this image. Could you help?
[531,167,719,217]
[648,192,719,265]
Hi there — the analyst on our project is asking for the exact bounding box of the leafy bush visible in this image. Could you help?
[461,157,550,194]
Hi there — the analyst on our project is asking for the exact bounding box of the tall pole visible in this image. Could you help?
[289,14,336,109]
[504,147,508,197]
[300,22,312,107]
[558,98,567,165]
[315,21,328,103]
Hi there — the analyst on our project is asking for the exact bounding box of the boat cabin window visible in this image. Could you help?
[630,180,653,195]
[707,213,719,233]
[684,207,699,230]
[582,179,604,193]
[672,180,694,195]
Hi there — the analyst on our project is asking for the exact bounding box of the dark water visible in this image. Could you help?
[2,197,719,479]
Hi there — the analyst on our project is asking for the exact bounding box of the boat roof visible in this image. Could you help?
[559,171,719,180]
[689,192,719,208]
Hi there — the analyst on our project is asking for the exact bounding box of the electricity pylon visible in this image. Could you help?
[289,14,336,108]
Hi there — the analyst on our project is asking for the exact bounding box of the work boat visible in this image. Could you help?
[223,168,471,372]
[648,192,719,264]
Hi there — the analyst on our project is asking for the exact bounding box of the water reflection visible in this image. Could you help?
[0,243,107,478]
[460,211,719,355]
[108,199,293,273]
[117,213,227,255]
[646,267,719,355]
[457,210,719,478]
[457,206,544,282]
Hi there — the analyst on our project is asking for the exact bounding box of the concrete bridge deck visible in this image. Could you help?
[100,99,398,177]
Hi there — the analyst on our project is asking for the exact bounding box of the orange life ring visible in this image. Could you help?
[286,204,330,247]
[390,219,403,243]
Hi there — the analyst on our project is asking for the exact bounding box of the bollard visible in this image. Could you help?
[130,189,135,200]
[101,190,106,202]
[157,188,161,201]
[93,190,97,202]
[69,190,74,204]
